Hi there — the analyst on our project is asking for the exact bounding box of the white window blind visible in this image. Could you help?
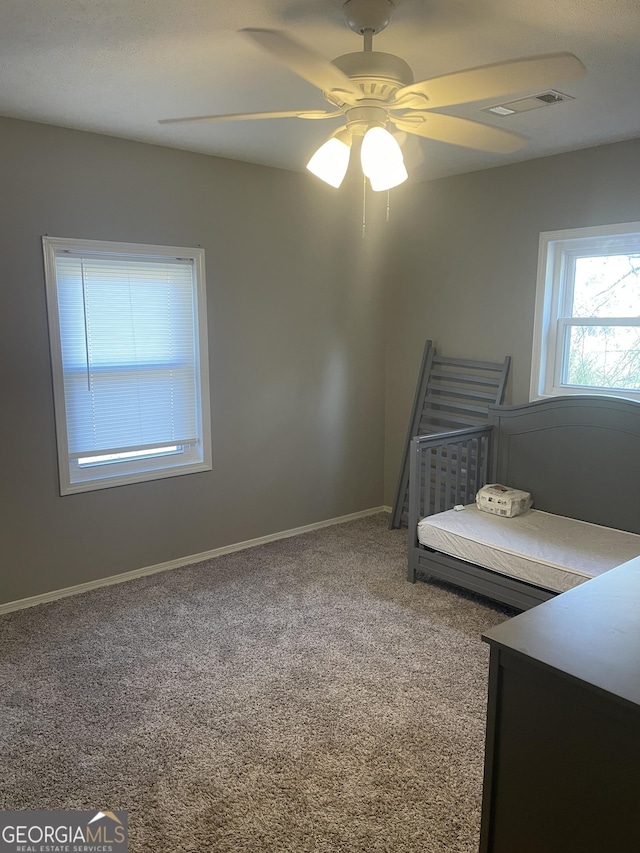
[43,238,211,494]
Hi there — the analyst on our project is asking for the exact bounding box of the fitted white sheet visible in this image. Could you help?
[417,506,640,593]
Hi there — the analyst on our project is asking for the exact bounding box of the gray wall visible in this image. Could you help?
[0,117,388,605]
[383,137,640,505]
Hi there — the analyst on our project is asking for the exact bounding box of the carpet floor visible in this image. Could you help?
[0,513,514,852]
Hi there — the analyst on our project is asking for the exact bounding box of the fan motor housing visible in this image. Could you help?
[331,51,414,91]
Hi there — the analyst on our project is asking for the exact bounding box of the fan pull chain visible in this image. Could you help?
[362,174,367,239]
[386,189,391,222]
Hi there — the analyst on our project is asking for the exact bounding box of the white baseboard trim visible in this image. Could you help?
[0,506,391,615]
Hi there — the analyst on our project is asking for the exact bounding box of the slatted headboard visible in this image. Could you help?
[390,340,510,528]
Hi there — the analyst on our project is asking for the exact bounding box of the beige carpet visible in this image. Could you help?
[0,514,513,852]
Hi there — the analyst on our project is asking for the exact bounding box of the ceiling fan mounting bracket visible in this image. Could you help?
[343,0,394,35]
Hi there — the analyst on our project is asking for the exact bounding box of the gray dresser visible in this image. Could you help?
[480,556,640,852]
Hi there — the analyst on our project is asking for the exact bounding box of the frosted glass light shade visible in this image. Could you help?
[361,126,408,191]
[368,159,408,192]
[306,137,351,188]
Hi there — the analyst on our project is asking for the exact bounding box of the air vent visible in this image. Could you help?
[535,91,566,104]
[484,90,575,117]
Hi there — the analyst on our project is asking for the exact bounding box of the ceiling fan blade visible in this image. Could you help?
[241,28,361,97]
[391,112,526,153]
[159,109,340,125]
[393,53,586,110]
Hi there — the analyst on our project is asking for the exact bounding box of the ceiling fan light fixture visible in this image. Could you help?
[160,17,586,187]
[368,158,408,191]
[306,136,352,188]
[360,126,408,191]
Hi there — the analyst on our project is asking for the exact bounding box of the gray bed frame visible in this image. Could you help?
[407,395,640,611]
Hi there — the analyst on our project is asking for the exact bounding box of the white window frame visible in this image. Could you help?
[531,221,640,403]
[43,236,212,495]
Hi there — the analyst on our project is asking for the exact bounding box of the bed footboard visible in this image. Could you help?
[407,425,492,583]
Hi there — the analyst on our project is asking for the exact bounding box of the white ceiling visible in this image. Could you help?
[2,0,640,182]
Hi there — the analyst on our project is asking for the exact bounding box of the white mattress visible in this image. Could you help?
[417,506,640,593]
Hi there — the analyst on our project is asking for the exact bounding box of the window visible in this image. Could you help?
[531,222,640,402]
[43,237,211,494]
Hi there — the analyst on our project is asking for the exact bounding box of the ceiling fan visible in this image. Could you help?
[159,0,585,190]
